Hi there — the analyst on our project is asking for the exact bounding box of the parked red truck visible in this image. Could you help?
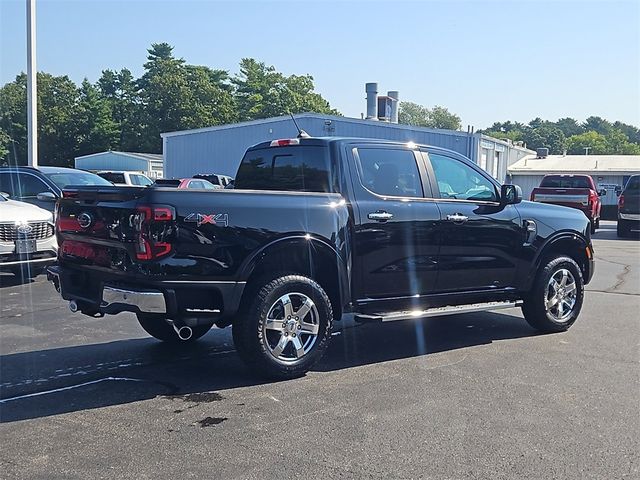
[530,175,605,233]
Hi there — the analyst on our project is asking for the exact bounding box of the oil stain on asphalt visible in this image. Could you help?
[197,417,227,427]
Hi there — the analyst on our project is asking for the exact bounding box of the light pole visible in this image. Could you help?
[26,0,38,167]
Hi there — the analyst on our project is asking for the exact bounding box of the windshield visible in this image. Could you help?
[45,170,113,189]
[624,176,639,192]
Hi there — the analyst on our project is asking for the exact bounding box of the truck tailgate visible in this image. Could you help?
[531,188,590,208]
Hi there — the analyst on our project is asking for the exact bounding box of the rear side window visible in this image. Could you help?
[540,176,592,188]
[356,148,423,197]
[624,176,640,192]
[235,146,331,192]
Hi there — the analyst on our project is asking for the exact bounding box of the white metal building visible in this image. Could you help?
[74,151,164,179]
[507,154,640,218]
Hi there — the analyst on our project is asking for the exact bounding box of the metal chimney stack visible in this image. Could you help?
[365,83,378,120]
[388,90,399,123]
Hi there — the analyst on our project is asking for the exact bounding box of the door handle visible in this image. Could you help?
[446,213,469,223]
[368,210,394,222]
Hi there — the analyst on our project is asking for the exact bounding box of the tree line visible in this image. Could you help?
[480,117,640,155]
[0,43,338,167]
[1,42,638,166]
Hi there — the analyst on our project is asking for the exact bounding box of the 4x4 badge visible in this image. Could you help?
[184,213,229,227]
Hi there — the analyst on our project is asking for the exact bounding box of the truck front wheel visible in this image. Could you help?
[233,275,333,379]
[522,256,584,333]
[137,314,212,343]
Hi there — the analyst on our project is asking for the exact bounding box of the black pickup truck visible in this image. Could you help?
[48,137,595,378]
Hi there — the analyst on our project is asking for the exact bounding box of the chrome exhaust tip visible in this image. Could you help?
[166,319,193,341]
[69,300,79,313]
[175,325,193,341]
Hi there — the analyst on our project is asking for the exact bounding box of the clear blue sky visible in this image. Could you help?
[1,0,639,129]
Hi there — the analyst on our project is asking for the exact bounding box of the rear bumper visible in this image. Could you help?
[619,213,640,221]
[46,264,246,320]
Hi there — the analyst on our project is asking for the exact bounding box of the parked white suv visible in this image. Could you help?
[0,193,57,278]
[96,171,153,186]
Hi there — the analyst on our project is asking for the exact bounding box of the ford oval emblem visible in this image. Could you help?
[17,223,33,235]
[77,212,94,229]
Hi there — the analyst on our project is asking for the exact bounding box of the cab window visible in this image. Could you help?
[429,153,498,202]
[356,148,423,197]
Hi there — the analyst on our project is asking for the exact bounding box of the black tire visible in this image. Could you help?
[590,219,597,234]
[522,256,584,333]
[617,220,630,238]
[233,274,333,380]
[595,217,600,229]
[137,314,212,343]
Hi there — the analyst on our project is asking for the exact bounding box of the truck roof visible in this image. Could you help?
[248,136,430,151]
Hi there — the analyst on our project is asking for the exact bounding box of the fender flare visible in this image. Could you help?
[525,232,591,289]
[237,235,351,310]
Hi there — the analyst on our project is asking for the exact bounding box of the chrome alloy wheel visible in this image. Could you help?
[264,292,320,362]
[545,268,577,322]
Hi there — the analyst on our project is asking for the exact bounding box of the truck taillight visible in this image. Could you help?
[588,190,597,208]
[133,205,175,261]
[618,194,625,208]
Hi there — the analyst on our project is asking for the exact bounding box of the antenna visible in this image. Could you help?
[289,113,310,138]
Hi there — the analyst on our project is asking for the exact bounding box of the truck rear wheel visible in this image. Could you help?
[233,274,333,380]
[137,314,212,343]
[522,256,584,333]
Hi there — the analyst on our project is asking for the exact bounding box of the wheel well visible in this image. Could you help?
[537,237,590,282]
[242,243,344,320]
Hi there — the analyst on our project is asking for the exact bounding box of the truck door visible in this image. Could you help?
[423,150,522,292]
[347,144,440,307]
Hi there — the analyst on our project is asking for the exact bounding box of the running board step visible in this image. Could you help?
[354,300,522,323]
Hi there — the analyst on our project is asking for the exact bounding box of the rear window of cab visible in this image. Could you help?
[234,146,332,192]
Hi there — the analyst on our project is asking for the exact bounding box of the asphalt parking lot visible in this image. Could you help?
[0,220,638,479]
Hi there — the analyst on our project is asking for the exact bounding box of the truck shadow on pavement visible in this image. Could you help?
[0,311,537,423]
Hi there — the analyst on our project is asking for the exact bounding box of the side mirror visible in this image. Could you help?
[598,189,607,196]
[501,184,522,205]
[36,191,57,202]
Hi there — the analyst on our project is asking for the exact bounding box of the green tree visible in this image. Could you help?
[98,68,143,151]
[429,105,462,130]
[37,73,81,166]
[554,117,584,137]
[232,58,338,121]
[522,125,566,154]
[76,79,119,156]
[582,116,612,135]
[0,73,27,165]
[565,131,608,154]
[604,129,640,154]
[398,101,430,127]
[612,121,640,144]
[0,127,10,163]
[398,102,461,130]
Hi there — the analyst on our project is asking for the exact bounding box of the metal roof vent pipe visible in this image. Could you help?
[365,82,378,120]
[388,90,399,123]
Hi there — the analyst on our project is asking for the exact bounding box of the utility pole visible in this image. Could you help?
[27,0,38,167]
